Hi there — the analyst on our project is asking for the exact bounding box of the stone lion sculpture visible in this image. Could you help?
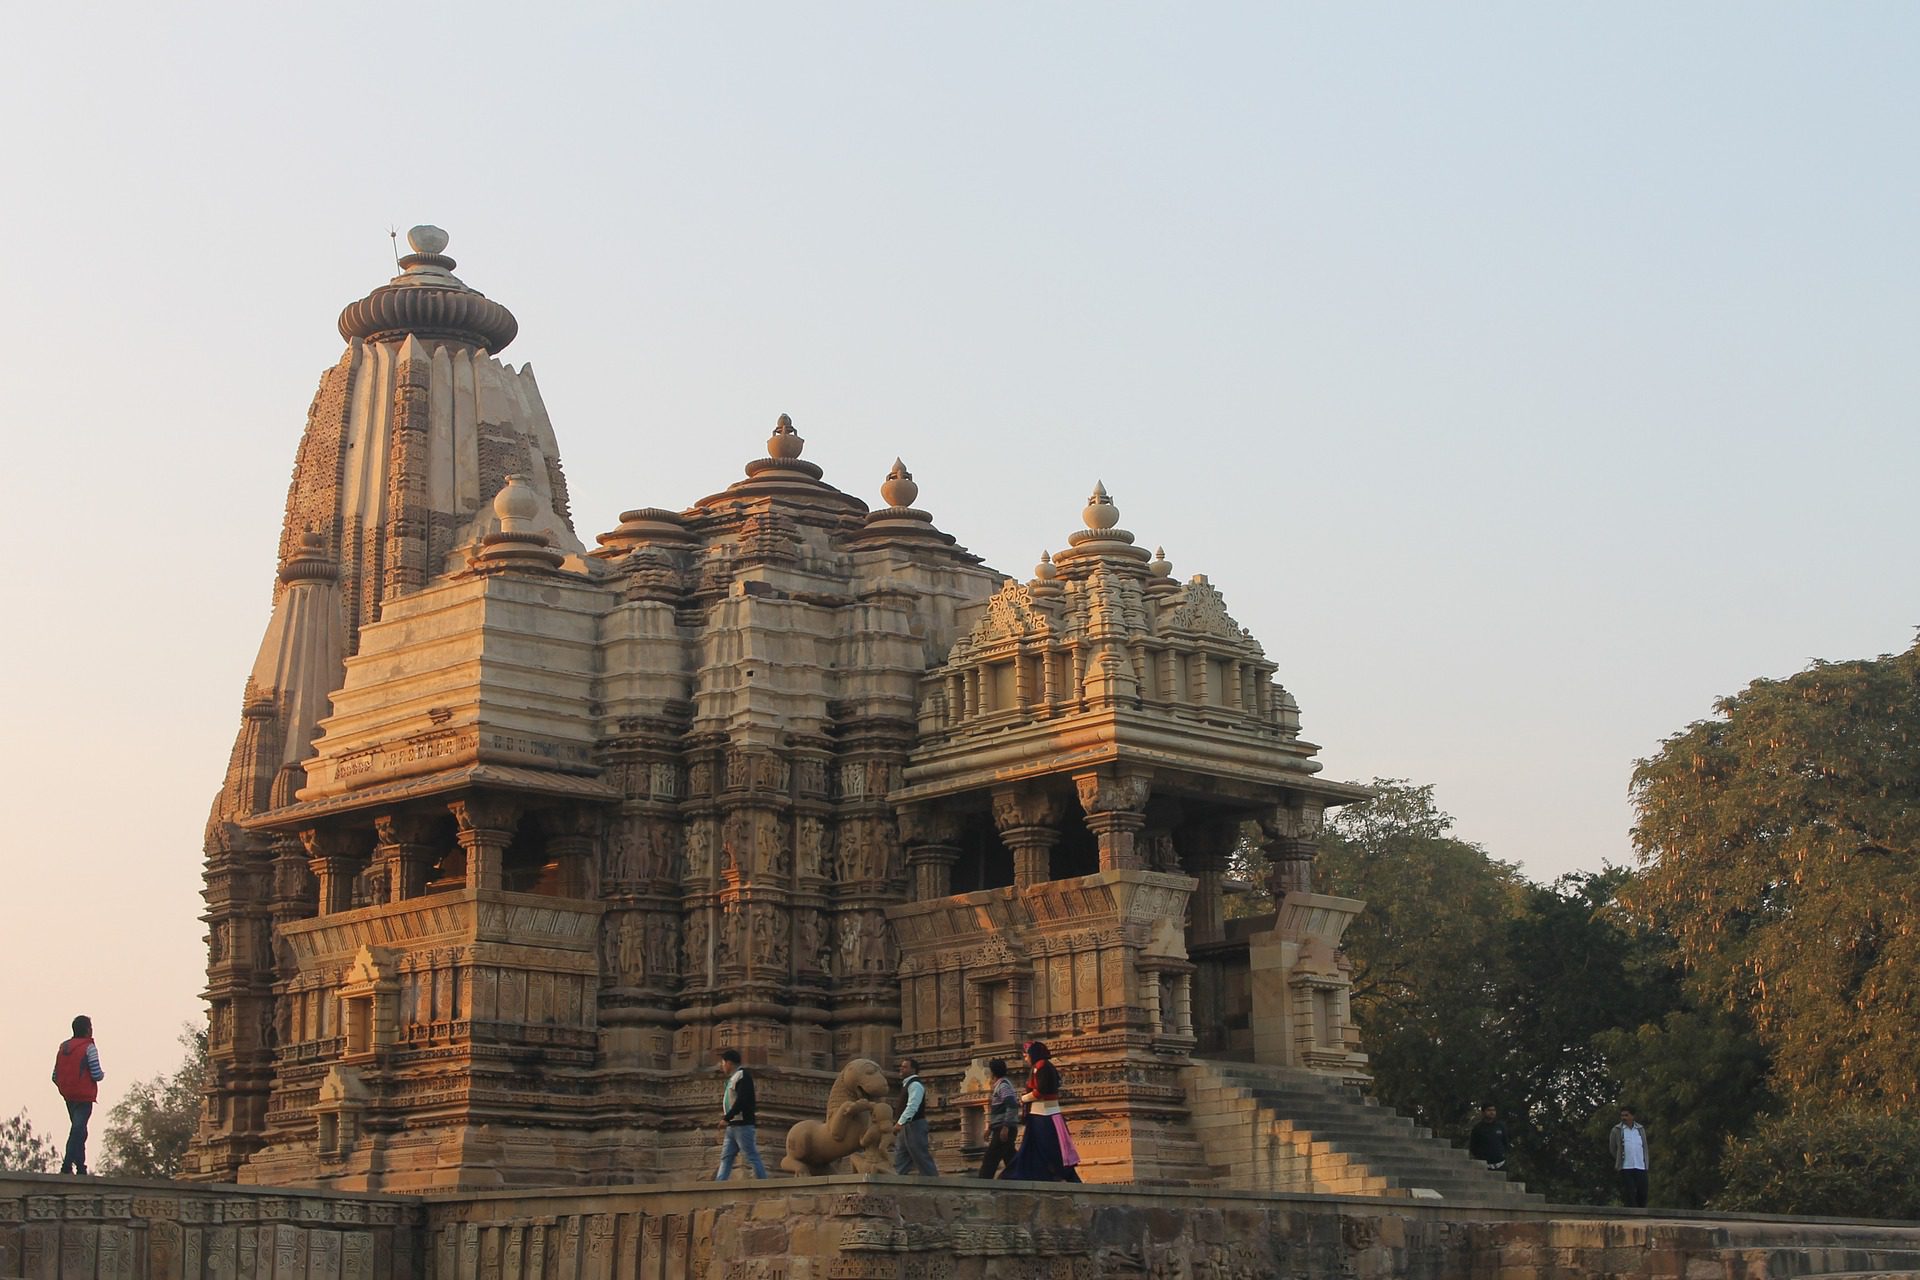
[781,1058,892,1176]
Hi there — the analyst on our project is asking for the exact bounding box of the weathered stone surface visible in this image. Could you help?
[188,228,1409,1197]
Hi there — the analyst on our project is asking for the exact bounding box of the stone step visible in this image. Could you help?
[1184,1059,1542,1205]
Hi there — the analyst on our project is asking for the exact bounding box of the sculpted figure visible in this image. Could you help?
[851,1100,896,1173]
[780,1058,892,1175]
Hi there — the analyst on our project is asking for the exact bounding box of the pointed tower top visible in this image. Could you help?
[338,224,519,352]
[1083,481,1120,532]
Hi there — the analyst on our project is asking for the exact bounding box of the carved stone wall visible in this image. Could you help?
[0,1174,422,1280]
[12,1173,1920,1280]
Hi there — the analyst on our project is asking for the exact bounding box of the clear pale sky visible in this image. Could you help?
[2,5,1914,1150]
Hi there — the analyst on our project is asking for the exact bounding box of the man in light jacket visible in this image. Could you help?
[893,1057,938,1176]
[1609,1106,1650,1208]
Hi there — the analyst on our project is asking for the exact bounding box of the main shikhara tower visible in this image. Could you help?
[192,227,1377,1192]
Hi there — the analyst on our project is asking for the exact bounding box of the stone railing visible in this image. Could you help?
[0,1172,422,1278]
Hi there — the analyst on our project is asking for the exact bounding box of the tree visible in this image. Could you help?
[1716,1106,1920,1219]
[99,1025,208,1178]
[1315,780,1528,1134]
[1595,1005,1772,1209]
[1488,869,1686,1204]
[0,1109,57,1173]
[1625,646,1920,1111]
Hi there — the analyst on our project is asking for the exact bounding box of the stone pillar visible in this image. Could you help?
[1073,769,1152,873]
[1178,819,1238,946]
[898,808,963,900]
[298,828,365,916]
[372,813,438,903]
[992,786,1063,890]
[450,797,520,892]
[541,810,601,899]
[1258,798,1326,900]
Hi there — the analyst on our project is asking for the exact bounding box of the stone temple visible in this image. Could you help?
[188,226,1487,1196]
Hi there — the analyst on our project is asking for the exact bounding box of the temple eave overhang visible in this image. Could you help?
[241,763,620,831]
[896,709,1364,808]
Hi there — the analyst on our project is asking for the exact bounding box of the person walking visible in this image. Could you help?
[1609,1106,1650,1208]
[976,1059,1020,1180]
[714,1048,768,1180]
[1468,1103,1509,1171]
[52,1015,105,1177]
[892,1057,938,1176]
[1001,1041,1081,1182]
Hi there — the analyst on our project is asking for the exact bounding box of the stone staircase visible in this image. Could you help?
[1184,1058,1546,1203]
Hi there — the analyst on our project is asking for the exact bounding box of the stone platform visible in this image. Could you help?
[7,1172,1920,1280]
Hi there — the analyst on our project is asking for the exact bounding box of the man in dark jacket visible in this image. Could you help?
[892,1057,938,1176]
[977,1058,1020,1179]
[52,1015,105,1176]
[1467,1103,1508,1171]
[714,1048,767,1179]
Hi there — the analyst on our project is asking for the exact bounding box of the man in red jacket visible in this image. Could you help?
[51,1015,105,1176]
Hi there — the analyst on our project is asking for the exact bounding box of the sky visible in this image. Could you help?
[1,4,1915,1152]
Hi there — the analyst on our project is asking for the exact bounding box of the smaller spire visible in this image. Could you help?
[279,527,338,584]
[879,458,919,509]
[768,413,805,461]
[1083,480,1120,532]
[1057,478,1148,567]
[1029,549,1064,599]
[475,474,564,570]
[1145,546,1179,597]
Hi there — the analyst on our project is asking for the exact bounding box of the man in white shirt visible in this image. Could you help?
[892,1057,938,1176]
[1609,1106,1649,1207]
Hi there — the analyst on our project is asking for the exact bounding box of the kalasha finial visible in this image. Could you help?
[408,225,450,256]
[493,474,541,533]
[1029,549,1064,598]
[768,413,806,461]
[1148,546,1171,577]
[880,458,919,508]
[1083,480,1120,532]
[477,475,563,570]
[278,524,338,584]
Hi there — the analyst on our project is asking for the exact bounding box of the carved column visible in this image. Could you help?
[898,808,963,901]
[300,828,366,916]
[1178,819,1238,946]
[1073,769,1152,873]
[541,809,601,899]
[450,796,521,892]
[993,786,1063,890]
[1258,797,1326,899]
[372,813,438,903]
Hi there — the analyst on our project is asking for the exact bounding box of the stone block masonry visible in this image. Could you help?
[9,1171,1920,1280]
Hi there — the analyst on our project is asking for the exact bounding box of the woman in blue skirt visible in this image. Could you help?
[1001,1041,1082,1182]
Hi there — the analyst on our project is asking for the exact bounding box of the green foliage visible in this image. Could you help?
[1596,1006,1772,1209]
[1716,1106,1920,1219]
[1316,780,1527,1133]
[99,1026,207,1179]
[1626,647,1920,1111]
[1317,782,1766,1207]
[1490,869,1687,1203]
[0,1109,57,1173]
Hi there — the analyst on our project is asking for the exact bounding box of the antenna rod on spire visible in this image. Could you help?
[387,225,401,268]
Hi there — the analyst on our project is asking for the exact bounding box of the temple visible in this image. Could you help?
[188,227,1491,1196]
